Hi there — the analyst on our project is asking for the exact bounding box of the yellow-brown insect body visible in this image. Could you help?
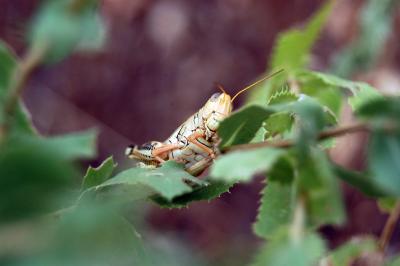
[126,69,284,176]
[164,92,233,175]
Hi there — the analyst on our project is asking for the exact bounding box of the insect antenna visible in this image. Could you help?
[214,82,227,94]
[231,69,284,102]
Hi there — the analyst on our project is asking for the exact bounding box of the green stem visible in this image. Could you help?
[290,195,305,244]
[379,200,400,252]
[3,43,47,119]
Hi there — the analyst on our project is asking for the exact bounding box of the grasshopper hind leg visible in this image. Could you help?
[185,157,213,176]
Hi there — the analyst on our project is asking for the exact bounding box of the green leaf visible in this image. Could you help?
[10,102,37,135]
[25,204,152,266]
[0,135,78,222]
[247,1,333,103]
[0,42,36,135]
[82,156,117,190]
[377,198,397,214]
[297,70,382,111]
[35,129,97,160]
[368,130,400,196]
[332,164,386,197]
[265,86,297,136]
[290,97,326,153]
[329,236,377,266]
[297,149,345,227]
[253,181,294,239]
[0,130,96,221]
[264,112,293,137]
[75,13,106,52]
[356,97,400,121]
[30,0,105,62]
[210,148,285,182]
[386,255,400,266]
[270,1,332,71]
[253,84,300,140]
[251,230,326,266]
[218,104,275,148]
[331,0,398,77]
[250,127,268,143]
[348,85,383,112]
[152,181,233,208]
[267,86,298,105]
[83,161,204,202]
[0,41,16,95]
[268,155,295,184]
[297,75,342,117]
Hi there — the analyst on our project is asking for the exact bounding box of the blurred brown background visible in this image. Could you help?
[1,0,400,265]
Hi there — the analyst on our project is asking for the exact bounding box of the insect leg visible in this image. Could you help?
[152,144,183,163]
[187,131,216,159]
[185,157,213,176]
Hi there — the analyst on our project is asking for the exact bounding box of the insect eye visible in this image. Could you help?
[210,93,221,101]
[140,142,153,150]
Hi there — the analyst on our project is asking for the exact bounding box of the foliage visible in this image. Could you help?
[251,229,326,266]
[328,237,377,266]
[331,0,399,77]
[1,1,399,266]
[247,0,333,102]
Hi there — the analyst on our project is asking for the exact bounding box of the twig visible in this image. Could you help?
[4,43,47,117]
[379,200,400,252]
[225,121,369,152]
[290,195,305,244]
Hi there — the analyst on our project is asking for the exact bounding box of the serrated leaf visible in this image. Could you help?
[332,164,386,197]
[297,74,342,117]
[268,155,295,184]
[82,156,116,190]
[253,181,294,239]
[297,149,345,227]
[329,236,377,266]
[251,230,326,266]
[264,112,294,137]
[210,147,285,182]
[82,161,204,202]
[264,88,297,137]
[151,181,233,208]
[30,0,105,63]
[270,1,332,71]
[267,86,298,105]
[368,130,400,196]
[247,1,333,103]
[218,104,275,148]
[290,97,326,154]
[297,70,382,111]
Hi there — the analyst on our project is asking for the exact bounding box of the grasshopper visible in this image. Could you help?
[126,69,283,176]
